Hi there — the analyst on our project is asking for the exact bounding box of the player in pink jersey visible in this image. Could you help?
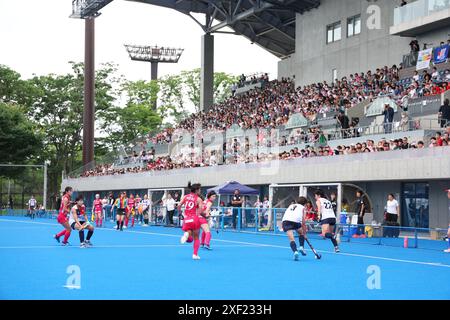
[135,194,142,225]
[54,186,73,246]
[125,194,136,228]
[92,194,103,227]
[178,182,203,260]
[200,191,217,250]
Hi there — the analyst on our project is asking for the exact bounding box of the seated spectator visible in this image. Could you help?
[305,201,317,221]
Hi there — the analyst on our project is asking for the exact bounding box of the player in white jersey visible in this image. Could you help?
[69,195,95,248]
[282,197,308,261]
[140,194,151,226]
[28,195,37,219]
[315,190,340,253]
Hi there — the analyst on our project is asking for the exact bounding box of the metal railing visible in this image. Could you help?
[209,207,448,251]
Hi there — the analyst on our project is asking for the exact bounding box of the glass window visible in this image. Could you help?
[327,27,334,44]
[354,16,361,34]
[326,21,342,44]
[334,23,341,41]
[401,183,429,228]
[347,15,361,37]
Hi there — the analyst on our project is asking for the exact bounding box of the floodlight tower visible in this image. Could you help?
[124,45,184,109]
[124,45,184,81]
[69,0,113,166]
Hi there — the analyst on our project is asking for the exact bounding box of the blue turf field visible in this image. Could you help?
[0,216,449,300]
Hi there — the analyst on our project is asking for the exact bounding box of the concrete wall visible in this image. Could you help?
[278,0,413,86]
[277,56,296,80]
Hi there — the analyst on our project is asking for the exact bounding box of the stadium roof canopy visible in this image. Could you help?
[127,0,321,58]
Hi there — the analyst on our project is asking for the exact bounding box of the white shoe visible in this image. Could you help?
[114,225,118,229]
[80,242,87,248]
[123,225,127,229]
[142,224,148,227]
[444,249,450,253]
[192,254,201,260]
[180,232,190,244]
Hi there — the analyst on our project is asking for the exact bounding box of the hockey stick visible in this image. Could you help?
[305,237,322,260]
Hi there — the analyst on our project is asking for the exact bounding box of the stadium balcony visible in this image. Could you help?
[391,0,450,37]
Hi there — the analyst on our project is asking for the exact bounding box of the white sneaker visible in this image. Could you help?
[192,254,201,260]
[180,232,190,244]
[142,224,148,227]
[444,248,450,253]
[80,242,87,248]
[123,225,127,229]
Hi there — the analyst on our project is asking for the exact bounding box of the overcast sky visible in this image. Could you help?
[0,0,279,81]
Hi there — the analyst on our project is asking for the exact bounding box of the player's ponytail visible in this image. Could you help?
[187,181,201,193]
[63,186,73,196]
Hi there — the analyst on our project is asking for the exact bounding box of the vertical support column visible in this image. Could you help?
[337,183,342,219]
[150,62,158,81]
[200,33,214,111]
[43,163,47,210]
[83,17,95,167]
[150,62,158,110]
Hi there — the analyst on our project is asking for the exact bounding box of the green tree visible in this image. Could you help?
[180,69,237,112]
[27,62,120,201]
[0,65,41,110]
[100,79,162,151]
[181,69,201,112]
[214,71,239,104]
[0,102,43,178]
[159,74,189,123]
[122,79,159,109]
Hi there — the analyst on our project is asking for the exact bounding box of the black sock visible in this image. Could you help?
[325,233,338,247]
[120,221,124,230]
[290,241,298,253]
[299,235,305,247]
[87,230,93,240]
[144,218,149,224]
[79,230,85,243]
[117,221,120,228]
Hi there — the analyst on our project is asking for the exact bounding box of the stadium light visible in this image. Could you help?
[70,0,114,19]
[124,45,184,80]
[124,45,184,65]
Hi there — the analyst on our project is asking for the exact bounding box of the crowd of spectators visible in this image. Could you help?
[76,46,450,178]
[78,128,449,178]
